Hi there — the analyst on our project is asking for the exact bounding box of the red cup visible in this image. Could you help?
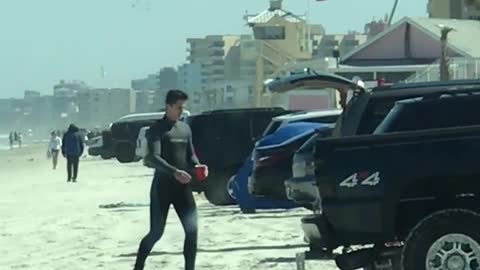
[195,165,208,181]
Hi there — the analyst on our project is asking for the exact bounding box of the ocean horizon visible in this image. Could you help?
[0,134,9,150]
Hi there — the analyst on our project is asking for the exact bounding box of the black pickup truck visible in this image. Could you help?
[267,72,480,270]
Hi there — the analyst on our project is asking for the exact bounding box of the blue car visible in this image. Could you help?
[232,121,334,213]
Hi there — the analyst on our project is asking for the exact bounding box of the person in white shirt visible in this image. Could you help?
[48,131,62,170]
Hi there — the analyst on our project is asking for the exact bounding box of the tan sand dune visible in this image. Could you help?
[0,146,337,270]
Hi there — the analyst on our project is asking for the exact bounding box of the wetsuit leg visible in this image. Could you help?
[172,184,198,270]
[133,176,172,270]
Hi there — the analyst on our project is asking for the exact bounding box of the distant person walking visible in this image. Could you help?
[17,132,23,148]
[9,131,14,150]
[48,131,62,170]
[61,124,84,182]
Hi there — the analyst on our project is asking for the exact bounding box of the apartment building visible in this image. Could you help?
[131,74,159,91]
[186,35,241,87]
[76,88,136,127]
[428,0,480,20]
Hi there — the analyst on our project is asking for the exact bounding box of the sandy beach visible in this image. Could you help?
[0,144,337,270]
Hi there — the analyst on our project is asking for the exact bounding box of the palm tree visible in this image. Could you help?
[438,25,455,81]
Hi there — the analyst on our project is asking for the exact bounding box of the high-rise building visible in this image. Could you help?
[131,74,159,91]
[158,67,178,90]
[177,63,202,93]
[428,0,480,20]
[76,88,135,127]
[186,35,241,89]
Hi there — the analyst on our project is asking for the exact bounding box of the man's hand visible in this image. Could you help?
[200,164,209,178]
[174,170,192,184]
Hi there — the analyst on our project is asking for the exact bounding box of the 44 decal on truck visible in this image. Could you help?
[339,171,381,188]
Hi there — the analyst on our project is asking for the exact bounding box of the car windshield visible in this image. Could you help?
[1,1,436,270]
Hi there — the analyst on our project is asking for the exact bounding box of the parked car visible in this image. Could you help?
[249,121,335,200]
[231,152,299,214]
[187,107,292,206]
[87,135,103,156]
[244,109,340,201]
[110,111,190,163]
[268,73,480,270]
[100,129,115,159]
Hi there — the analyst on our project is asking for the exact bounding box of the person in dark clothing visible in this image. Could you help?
[133,90,207,270]
[61,124,84,182]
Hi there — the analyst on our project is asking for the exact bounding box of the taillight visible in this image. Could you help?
[255,150,290,167]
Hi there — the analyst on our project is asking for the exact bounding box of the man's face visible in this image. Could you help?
[166,100,186,121]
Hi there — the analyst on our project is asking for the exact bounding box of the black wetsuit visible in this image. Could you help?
[134,117,200,270]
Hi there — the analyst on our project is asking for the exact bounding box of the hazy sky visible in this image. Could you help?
[0,0,427,98]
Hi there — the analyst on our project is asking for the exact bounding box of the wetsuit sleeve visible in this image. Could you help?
[146,130,178,175]
[188,135,200,166]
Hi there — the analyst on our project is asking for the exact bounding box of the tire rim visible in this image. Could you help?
[227,176,236,200]
[426,233,480,270]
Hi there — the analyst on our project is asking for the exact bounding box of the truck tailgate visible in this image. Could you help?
[314,126,480,238]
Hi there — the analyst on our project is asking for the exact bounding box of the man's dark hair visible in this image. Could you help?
[165,89,188,105]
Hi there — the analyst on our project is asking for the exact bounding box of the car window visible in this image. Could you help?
[301,115,339,124]
[262,120,283,137]
[380,95,480,133]
[356,97,401,135]
[251,115,274,139]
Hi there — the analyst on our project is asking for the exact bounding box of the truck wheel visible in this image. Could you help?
[100,152,113,160]
[205,175,235,206]
[115,142,136,163]
[401,209,480,270]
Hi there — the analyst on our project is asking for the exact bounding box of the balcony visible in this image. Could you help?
[211,59,225,65]
[210,69,225,77]
[210,50,225,57]
[208,40,225,47]
[342,39,359,46]
[323,39,339,46]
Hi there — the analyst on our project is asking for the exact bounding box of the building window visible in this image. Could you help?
[248,86,254,96]
[253,26,286,40]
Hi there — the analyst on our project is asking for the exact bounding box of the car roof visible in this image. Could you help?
[114,112,166,123]
[272,109,342,122]
[200,107,285,115]
[371,79,480,97]
[113,110,190,123]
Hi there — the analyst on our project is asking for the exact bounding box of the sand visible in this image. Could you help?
[0,145,337,270]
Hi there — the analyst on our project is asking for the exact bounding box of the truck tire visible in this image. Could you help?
[401,209,480,270]
[115,142,136,163]
[204,174,235,206]
[100,152,113,160]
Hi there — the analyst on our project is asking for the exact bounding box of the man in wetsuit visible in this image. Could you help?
[133,89,206,270]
